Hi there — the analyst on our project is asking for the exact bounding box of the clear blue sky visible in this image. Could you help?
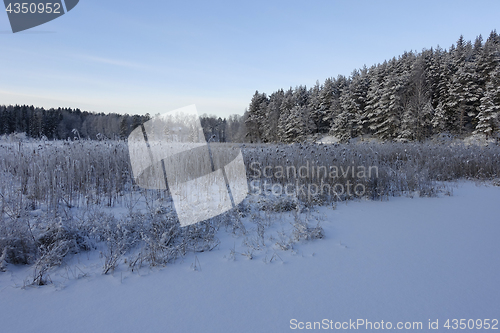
[1,0,499,118]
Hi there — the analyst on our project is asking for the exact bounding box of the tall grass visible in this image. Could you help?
[242,142,500,202]
[0,140,132,211]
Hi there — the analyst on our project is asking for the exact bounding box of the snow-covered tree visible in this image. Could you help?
[474,66,500,138]
[401,57,434,141]
[364,62,387,136]
[262,90,284,142]
[308,81,323,134]
[330,69,367,141]
[245,91,268,143]
[283,105,313,143]
[277,89,295,142]
[238,30,500,143]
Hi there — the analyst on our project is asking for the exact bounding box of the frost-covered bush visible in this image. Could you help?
[0,217,37,265]
[292,220,324,241]
[32,239,71,285]
[37,219,92,254]
[251,193,298,212]
[0,247,7,272]
[31,218,95,284]
[86,211,143,274]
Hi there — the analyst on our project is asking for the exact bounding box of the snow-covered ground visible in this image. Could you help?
[1,182,499,332]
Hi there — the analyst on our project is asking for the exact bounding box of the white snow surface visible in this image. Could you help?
[1,182,499,332]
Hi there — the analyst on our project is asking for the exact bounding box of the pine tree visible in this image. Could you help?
[401,57,434,141]
[331,70,366,141]
[474,66,500,139]
[317,76,345,131]
[350,67,369,136]
[262,90,284,142]
[119,115,129,140]
[294,85,309,107]
[308,81,323,134]
[245,91,268,143]
[283,105,313,143]
[331,106,356,143]
[432,102,447,132]
[432,43,455,134]
[364,63,387,135]
[368,59,407,139]
[444,35,483,134]
[277,89,294,142]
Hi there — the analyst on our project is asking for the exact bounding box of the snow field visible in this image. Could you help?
[1,182,499,332]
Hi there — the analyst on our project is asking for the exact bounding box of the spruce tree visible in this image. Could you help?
[474,66,500,139]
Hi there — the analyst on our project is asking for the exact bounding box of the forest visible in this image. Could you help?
[0,105,244,142]
[2,31,499,144]
[243,31,500,143]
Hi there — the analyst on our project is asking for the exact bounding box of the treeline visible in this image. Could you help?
[243,31,500,143]
[199,114,245,142]
[0,105,151,140]
[0,105,246,142]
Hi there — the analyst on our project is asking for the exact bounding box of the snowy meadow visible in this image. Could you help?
[1,136,500,332]
[1,137,499,285]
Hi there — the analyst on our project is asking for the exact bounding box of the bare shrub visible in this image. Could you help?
[96,212,142,274]
[292,221,325,241]
[0,216,37,265]
[291,208,324,242]
[0,247,8,272]
[32,240,70,285]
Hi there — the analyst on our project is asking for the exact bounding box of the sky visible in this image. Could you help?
[1,0,499,118]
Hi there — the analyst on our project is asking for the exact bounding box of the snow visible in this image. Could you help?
[316,135,340,144]
[1,182,499,332]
